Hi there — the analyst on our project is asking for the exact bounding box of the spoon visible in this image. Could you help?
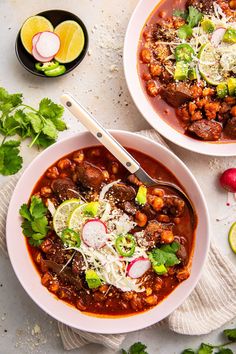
[60,93,196,226]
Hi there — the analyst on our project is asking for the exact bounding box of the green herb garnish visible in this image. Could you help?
[122,342,148,354]
[20,195,49,246]
[0,87,67,175]
[178,25,193,40]
[179,326,236,353]
[148,241,181,275]
[176,6,203,40]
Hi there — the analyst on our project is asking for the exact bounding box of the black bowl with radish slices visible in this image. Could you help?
[15,9,88,78]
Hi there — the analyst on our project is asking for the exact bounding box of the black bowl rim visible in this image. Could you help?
[15,9,89,78]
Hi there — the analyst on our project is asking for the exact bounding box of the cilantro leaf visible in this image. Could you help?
[21,220,34,238]
[28,238,43,247]
[29,195,47,219]
[42,119,58,139]
[215,349,234,354]
[19,204,32,221]
[182,350,195,354]
[173,9,188,20]
[20,196,49,246]
[51,117,67,131]
[197,343,213,354]
[178,24,193,39]
[34,134,56,148]
[0,87,22,111]
[27,112,42,133]
[187,6,203,28]
[148,241,181,270]
[224,328,236,342]
[0,140,23,175]
[129,342,148,354]
[31,216,48,235]
[39,98,64,120]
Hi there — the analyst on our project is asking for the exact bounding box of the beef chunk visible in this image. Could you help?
[141,204,156,220]
[42,260,83,289]
[188,119,222,141]
[186,0,214,12]
[160,83,192,108]
[225,117,236,138]
[76,161,105,190]
[51,178,79,201]
[138,220,173,248]
[45,242,66,264]
[118,201,137,215]
[108,183,136,202]
[72,252,86,275]
[163,196,185,217]
[174,236,189,265]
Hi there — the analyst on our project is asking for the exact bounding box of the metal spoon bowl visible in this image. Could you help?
[60,93,196,227]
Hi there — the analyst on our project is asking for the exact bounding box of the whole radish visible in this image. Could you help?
[220,168,236,193]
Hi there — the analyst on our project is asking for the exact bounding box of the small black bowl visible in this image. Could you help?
[15,9,89,78]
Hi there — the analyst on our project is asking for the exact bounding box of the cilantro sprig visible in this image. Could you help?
[174,6,203,39]
[121,326,236,354]
[181,327,236,353]
[122,342,148,354]
[0,87,67,175]
[148,241,181,274]
[20,195,49,247]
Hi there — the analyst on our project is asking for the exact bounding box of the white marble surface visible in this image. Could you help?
[0,0,236,353]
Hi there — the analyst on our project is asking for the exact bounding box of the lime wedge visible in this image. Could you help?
[53,199,81,236]
[199,42,225,85]
[68,203,88,233]
[229,222,236,254]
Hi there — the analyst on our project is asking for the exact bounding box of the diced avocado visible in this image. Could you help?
[227,78,236,96]
[135,185,147,205]
[188,67,197,80]
[85,269,102,289]
[153,264,167,275]
[223,28,236,43]
[216,83,228,98]
[174,61,189,81]
[83,202,100,216]
[201,18,215,33]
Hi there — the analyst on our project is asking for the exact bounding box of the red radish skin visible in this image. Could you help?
[82,219,107,249]
[220,168,236,193]
[32,32,42,48]
[127,257,151,279]
[211,28,226,46]
[32,45,54,62]
[36,31,60,58]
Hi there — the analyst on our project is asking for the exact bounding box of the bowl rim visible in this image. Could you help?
[123,0,236,156]
[6,130,210,333]
[15,9,89,78]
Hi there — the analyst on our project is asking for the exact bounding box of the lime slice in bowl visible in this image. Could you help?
[68,203,88,233]
[229,222,236,254]
[199,42,225,85]
[53,199,81,236]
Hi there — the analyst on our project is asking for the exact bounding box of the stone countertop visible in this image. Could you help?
[0,0,236,353]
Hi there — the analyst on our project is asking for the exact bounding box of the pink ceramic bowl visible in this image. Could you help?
[6,131,210,334]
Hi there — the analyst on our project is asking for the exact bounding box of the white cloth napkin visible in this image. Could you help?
[1,129,236,352]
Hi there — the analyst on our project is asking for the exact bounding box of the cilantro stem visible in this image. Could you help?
[20,104,38,113]
[212,341,234,348]
[29,132,40,148]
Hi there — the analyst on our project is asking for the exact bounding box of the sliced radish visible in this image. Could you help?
[211,28,226,46]
[82,219,107,249]
[32,45,54,62]
[127,257,151,279]
[32,32,42,48]
[36,31,60,58]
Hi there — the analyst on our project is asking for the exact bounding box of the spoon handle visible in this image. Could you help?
[61,93,140,174]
